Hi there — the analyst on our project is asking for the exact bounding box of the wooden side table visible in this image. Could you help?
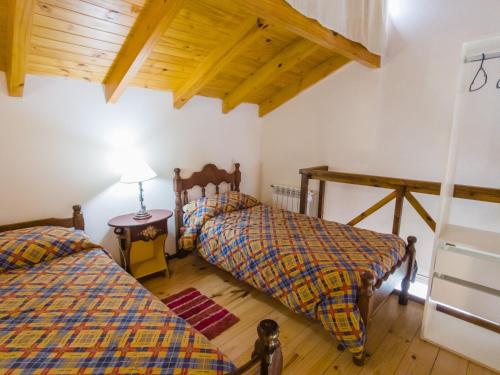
[108,209,173,279]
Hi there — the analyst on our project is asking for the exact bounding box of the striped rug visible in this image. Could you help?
[162,287,240,340]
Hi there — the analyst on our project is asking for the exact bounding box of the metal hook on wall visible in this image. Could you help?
[469,53,488,92]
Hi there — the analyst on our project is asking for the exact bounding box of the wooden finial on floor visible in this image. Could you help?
[255,319,282,375]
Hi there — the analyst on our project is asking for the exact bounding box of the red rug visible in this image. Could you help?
[162,287,240,340]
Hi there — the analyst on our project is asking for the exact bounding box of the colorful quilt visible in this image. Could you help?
[0,231,235,374]
[180,192,260,251]
[184,204,406,359]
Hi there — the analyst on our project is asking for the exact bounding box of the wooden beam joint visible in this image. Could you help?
[223,37,319,113]
[104,0,186,103]
[347,190,397,227]
[405,191,436,232]
[230,0,380,68]
[174,17,268,109]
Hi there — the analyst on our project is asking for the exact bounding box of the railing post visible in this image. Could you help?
[299,172,310,214]
[392,186,406,235]
[317,180,326,218]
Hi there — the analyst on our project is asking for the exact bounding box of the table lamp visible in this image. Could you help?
[120,155,157,220]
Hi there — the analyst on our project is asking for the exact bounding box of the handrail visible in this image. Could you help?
[299,166,500,235]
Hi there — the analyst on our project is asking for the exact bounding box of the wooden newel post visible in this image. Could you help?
[72,205,85,230]
[399,236,417,305]
[299,172,310,214]
[254,319,283,375]
[392,186,406,235]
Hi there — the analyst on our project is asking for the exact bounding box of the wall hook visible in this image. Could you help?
[469,53,488,92]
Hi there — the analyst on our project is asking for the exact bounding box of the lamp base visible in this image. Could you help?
[133,210,152,220]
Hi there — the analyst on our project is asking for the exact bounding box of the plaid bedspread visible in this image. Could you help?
[196,205,406,359]
[0,248,236,374]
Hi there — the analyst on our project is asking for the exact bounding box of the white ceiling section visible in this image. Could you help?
[285,0,387,55]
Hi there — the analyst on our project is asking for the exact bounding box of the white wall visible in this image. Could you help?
[260,0,500,277]
[0,74,263,260]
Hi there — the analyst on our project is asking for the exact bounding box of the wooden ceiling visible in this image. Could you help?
[2,0,380,116]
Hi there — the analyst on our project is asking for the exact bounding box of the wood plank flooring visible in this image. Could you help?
[142,255,498,375]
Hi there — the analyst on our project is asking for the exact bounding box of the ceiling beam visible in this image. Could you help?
[6,0,35,97]
[222,38,319,114]
[174,17,268,109]
[230,0,380,68]
[259,55,349,116]
[104,0,186,103]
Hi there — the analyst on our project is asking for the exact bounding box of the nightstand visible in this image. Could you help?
[108,209,173,279]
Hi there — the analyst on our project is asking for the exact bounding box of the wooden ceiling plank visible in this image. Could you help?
[32,25,122,53]
[104,0,186,103]
[230,0,380,68]
[40,0,135,27]
[222,38,319,113]
[259,55,349,116]
[173,17,267,109]
[79,0,143,18]
[30,44,113,68]
[35,2,131,36]
[28,54,110,74]
[31,35,118,61]
[28,62,105,82]
[32,13,126,45]
[6,0,35,96]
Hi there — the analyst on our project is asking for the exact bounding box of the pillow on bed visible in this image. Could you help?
[0,226,99,273]
[180,191,260,250]
[183,191,259,216]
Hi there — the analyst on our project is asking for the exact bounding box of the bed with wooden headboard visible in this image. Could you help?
[173,162,417,366]
[173,163,241,256]
[0,204,282,375]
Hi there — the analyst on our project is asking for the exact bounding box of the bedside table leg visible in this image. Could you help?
[114,228,132,274]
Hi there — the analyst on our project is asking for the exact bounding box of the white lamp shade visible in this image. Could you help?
[120,155,157,184]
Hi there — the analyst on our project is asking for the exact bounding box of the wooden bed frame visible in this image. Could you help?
[0,204,283,375]
[173,163,417,366]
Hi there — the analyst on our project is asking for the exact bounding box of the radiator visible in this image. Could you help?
[271,184,319,216]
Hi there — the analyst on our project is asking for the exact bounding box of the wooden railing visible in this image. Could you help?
[299,166,500,236]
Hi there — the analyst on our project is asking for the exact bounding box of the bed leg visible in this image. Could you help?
[352,352,366,366]
[354,271,375,367]
[399,236,417,306]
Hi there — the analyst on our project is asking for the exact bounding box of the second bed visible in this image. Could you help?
[173,164,417,365]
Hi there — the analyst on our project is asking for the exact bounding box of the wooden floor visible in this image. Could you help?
[142,255,498,375]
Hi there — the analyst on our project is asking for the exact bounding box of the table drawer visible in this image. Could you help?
[130,221,167,242]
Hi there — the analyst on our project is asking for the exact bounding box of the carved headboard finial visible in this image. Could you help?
[72,205,85,230]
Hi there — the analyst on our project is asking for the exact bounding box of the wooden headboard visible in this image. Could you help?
[173,163,241,255]
[0,205,85,233]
